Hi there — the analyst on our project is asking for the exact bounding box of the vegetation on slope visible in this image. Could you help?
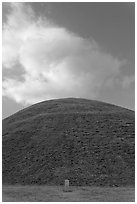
[2,98,135,186]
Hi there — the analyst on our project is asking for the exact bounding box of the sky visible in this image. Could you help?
[2,2,135,118]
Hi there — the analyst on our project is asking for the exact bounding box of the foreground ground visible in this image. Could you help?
[2,185,135,202]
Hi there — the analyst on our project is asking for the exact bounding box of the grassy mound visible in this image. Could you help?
[2,98,135,186]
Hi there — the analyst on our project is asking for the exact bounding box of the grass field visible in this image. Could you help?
[2,185,135,202]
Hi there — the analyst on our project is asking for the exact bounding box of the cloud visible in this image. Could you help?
[2,2,128,105]
[121,75,135,88]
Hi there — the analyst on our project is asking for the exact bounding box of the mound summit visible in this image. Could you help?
[3,98,135,186]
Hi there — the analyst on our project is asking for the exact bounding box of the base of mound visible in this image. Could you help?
[2,184,135,202]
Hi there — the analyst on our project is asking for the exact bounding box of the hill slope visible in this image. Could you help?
[2,98,135,186]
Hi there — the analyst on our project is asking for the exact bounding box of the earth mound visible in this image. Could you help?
[2,98,135,186]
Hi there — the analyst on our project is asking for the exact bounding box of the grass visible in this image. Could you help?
[2,185,135,202]
[3,98,135,186]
